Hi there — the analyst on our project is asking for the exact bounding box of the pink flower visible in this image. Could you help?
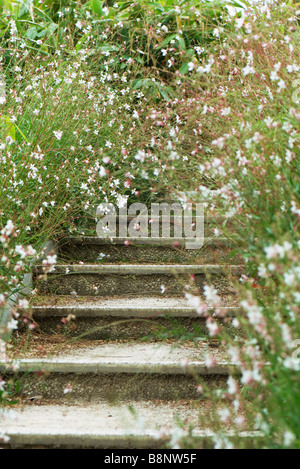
[241,370,254,385]
[63,383,72,394]
[206,318,220,337]
[205,355,217,368]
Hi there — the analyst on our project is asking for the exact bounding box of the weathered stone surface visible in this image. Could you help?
[2,342,233,401]
[58,237,241,265]
[35,264,241,297]
[0,403,259,449]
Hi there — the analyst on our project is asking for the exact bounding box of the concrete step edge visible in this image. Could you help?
[61,236,236,247]
[31,304,240,318]
[35,264,244,275]
[0,360,235,375]
[1,429,263,449]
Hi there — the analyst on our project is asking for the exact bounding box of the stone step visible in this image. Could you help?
[58,237,241,265]
[26,296,240,340]
[79,214,226,237]
[0,403,260,449]
[35,264,243,297]
[30,296,240,318]
[2,341,234,402]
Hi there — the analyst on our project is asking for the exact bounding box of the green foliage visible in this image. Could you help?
[0,1,248,84]
[0,115,15,141]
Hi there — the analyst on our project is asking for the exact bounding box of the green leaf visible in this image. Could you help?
[228,249,239,259]
[26,26,38,40]
[159,88,171,101]
[46,23,58,35]
[158,34,178,49]
[132,79,143,89]
[6,400,19,406]
[119,2,132,11]
[178,36,186,51]
[0,115,15,141]
[186,48,195,59]
[99,45,120,52]
[37,29,47,38]
[91,0,103,17]
[231,0,248,9]
[148,2,164,12]
[75,33,90,51]
[0,0,13,13]
[179,62,189,74]
[14,122,28,142]
[17,1,30,19]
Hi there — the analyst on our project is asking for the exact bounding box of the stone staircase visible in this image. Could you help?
[0,214,252,449]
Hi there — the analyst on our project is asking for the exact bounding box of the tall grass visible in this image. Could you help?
[151,1,300,449]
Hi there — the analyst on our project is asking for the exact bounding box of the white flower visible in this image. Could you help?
[53,131,63,140]
[291,201,300,217]
[235,17,245,29]
[226,5,239,17]
[205,355,216,368]
[134,150,146,162]
[243,65,255,76]
[207,320,219,337]
[185,293,207,316]
[293,292,300,303]
[211,137,226,149]
[218,407,230,422]
[258,264,267,278]
[203,285,220,305]
[281,324,292,346]
[283,431,296,447]
[213,435,234,449]
[227,376,238,395]
[283,357,300,371]
[116,194,128,208]
[221,107,231,116]
[7,318,18,331]
[264,242,292,259]
[228,346,241,365]
[240,300,264,327]
[99,166,106,177]
[277,79,286,92]
[241,370,253,385]
[0,433,10,443]
[284,271,295,286]
[42,254,57,266]
[18,299,29,309]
